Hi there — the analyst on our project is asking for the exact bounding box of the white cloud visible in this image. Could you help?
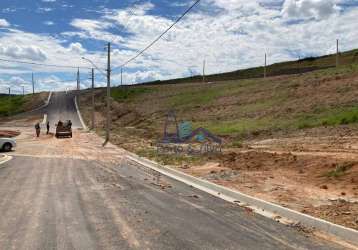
[64,19,123,44]
[112,70,163,85]
[0,76,31,94]
[71,19,112,31]
[2,8,17,13]
[0,29,96,74]
[1,0,358,93]
[0,19,10,27]
[9,76,26,84]
[68,42,86,54]
[0,44,47,61]
[37,7,53,12]
[44,21,55,26]
[282,0,340,20]
[56,0,358,86]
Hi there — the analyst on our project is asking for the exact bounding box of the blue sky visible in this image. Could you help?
[0,0,357,94]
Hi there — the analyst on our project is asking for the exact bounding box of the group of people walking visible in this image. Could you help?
[34,121,50,137]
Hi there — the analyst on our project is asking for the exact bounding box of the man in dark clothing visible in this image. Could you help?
[35,123,41,137]
[46,121,50,134]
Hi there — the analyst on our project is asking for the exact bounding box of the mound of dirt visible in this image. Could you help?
[0,130,21,138]
[218,151,300,170]
[302,199,358,230]
[186,150,358,230]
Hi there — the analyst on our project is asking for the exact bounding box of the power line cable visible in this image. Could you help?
[109,0,142,46]
[0,58,93,70]
[117,0,201,69]
[87,0,143,69]
[39,79,78,84]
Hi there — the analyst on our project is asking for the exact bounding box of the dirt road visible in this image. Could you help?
[0,92,349,249]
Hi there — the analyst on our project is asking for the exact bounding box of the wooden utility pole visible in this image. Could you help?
[32,73,35,94]
[77,68,80,91]
[8,87,10,95]
[264,53,267,78]
[90,68,95,130]
[121,67,123,86]
[104,42,111,146]
[336,39,339,68]
[22,85,25,96]
[202,59,206,83]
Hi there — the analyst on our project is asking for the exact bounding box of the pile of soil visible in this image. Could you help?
[218,151,299,171]
[303,199,358,230]
[184,150,358,230]
[0,130,20,138]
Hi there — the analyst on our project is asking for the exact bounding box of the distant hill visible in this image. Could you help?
[79,54,358,148]
[0,93,48,117]
[142,49,358,85]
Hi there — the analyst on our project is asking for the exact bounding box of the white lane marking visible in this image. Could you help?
[74,96,88,131]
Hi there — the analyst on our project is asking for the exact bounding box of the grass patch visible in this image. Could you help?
[296,106,358,129]
[111,87,153,101]
[231,140,243,148]
[324,162,354,178]
[0,95,27,116]
[239,96,288,113]
[169,86,227,107]
[194,117,278,136]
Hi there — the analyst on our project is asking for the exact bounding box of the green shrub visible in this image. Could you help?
[325,162,354,178]
[0,96,26,116]
[111,87,153,101]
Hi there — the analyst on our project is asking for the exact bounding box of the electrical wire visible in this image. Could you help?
[0,58,92,70]
[109,0,142,46]
[0,1,201,84]
[39,79,77,84]
[117,0,201,68]
[86,0,143,71]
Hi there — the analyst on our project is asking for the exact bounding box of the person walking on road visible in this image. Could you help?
[35,123,41,137]
[46,121,50,134]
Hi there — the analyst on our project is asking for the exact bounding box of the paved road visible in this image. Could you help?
[0,92,346,249]
[46,92,83,129]
[0,156,344,250]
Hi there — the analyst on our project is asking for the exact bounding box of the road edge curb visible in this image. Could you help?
[74,96,88,131]
[125,153,358,246]
[31,91,52,112]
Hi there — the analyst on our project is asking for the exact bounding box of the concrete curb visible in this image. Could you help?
[0,154,12,166]
[125,153,358,246]
[42,114,48,125]
[74,96,88,131]
[46,92,52,105]
[31,92,52,112]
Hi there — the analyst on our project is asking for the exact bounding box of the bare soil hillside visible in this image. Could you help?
[78,62,358,230]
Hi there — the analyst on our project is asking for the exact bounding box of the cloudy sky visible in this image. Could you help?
[0,0,357,94]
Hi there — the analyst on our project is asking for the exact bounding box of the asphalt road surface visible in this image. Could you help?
[0,92,347,249]
[0,156,345,250]
[46,92,83,129]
